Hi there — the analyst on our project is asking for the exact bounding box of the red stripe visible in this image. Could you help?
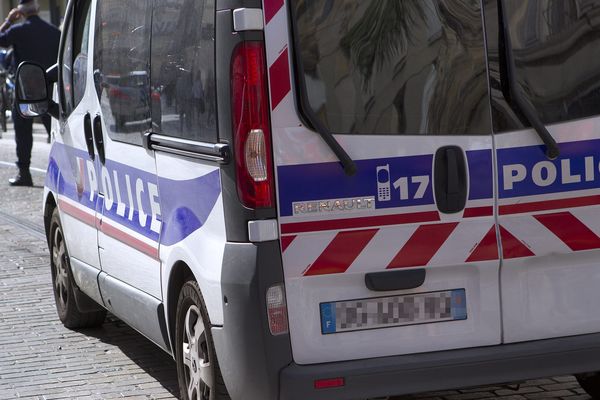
[466,226,498,262]
[280,235,296,252]
[534,212,600,251]
[100,221,159,260]
[500,194,600,215]
[59,200,96,228]
[263,0,284,24]
[387,223,458,269]
[304,229,378,276]
[463,206,493,218]
[499,226,535,259]
[59,199,159,260]
[281,211,440,235]
[269,48,291,110]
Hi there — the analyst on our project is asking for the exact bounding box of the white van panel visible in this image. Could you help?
[287,262,501,364]
[497,118,600,343]
[155,154,227,325]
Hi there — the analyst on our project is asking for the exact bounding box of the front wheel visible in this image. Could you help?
[175,280,229,400]
[576,373,600,399]
[49,208,106,329]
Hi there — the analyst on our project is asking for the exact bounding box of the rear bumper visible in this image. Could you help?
[280,332,600,400]
[213,243,600,400]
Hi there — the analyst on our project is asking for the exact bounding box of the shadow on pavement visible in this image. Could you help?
[81,313,181,399]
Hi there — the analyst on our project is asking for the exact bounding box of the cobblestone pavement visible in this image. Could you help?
[0,123,180,400]
[0,122,592,399]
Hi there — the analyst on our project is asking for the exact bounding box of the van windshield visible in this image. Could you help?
[289,0,491,135]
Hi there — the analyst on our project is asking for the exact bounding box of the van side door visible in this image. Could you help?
[148,0,226,326]
[88,0,167,349]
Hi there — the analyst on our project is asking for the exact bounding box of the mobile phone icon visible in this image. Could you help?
[376,165,391,201]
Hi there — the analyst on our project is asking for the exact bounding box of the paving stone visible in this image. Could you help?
[540,383,581,392]
[560,395,592,400]
[495,386,545,396]
[525,391,577,399]
[0,123,179,398]
[445,392,496,400]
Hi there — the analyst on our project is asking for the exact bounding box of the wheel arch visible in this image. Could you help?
[166,261,195,354]
[44,191,57,246]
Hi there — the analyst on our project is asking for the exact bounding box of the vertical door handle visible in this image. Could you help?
[83,113,95,160]
[92,115,106,165]
[434,146,467,214]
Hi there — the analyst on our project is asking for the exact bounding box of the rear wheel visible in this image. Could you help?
[175,280,229,400]
[576,373,600,399]
[49,208,106,329]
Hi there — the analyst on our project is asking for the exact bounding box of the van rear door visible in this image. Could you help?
[484,0,600,344]
[267,0,501,364]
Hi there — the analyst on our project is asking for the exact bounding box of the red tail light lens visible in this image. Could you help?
[231,41,274,208]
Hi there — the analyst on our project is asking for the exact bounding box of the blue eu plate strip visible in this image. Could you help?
[451,289,467,320]
[320,302,337,334]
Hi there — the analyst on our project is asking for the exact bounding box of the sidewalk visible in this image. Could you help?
[0,121,180,399]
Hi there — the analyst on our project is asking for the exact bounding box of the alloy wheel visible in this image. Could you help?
[182,304,213,400]
[51,225,69,310]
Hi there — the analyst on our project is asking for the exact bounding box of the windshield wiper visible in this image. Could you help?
[497,0,560,160]
[310,116,358,176]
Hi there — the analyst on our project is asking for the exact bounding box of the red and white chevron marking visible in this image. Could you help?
[264,0,292,112]
[281,204,600,278]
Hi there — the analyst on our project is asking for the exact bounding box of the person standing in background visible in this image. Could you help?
[0,0,60,186]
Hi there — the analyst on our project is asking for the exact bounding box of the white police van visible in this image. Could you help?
[14,0,600,399]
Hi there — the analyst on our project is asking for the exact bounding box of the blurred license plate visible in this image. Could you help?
[320,289,467,334]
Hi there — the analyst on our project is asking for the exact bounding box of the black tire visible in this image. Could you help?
[49,208,106,329]
[576,373,600,399]
[175,280,230,400]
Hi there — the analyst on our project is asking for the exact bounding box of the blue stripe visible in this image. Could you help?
[451,289,467,321]
[47,143,221,246]
[277,150,493,217]
[498,139,600,199]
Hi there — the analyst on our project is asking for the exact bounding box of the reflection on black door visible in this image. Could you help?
[485,0,600,132]
[151,0,217,143]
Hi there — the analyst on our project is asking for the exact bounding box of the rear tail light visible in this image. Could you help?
[266,284,288,336]
[231,41,274,208]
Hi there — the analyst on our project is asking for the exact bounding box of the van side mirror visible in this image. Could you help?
[16,62,58,119]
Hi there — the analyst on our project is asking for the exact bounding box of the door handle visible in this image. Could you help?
[434,146,467,214]
[83,113,95,161]
[92,115,106,165]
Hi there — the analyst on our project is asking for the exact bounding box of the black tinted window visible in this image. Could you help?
[73,1,91,106]
[61,0,92,116]
[60,14,73,115]
[485,0,600,132]
[290,0,491,135]
[93,0,152,146]
[151,0,217,142]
